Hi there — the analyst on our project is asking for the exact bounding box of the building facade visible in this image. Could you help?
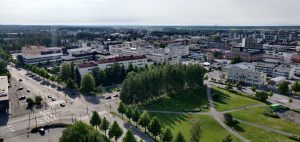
[223,62,267,86]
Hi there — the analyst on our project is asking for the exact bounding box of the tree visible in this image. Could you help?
[190,120,202,142]
[125,106,133,122]
[222,134,233,142]
[80,74,95,94]
[118,102,127,120]
[161,128,173,142]
[267,91,273,98]
[100,117,110,136]
[231,56,242,64]
[34,96,43,105]
[60,62,72,81]
[291,81,300,94]
[26,98,35,109]
[224,113,236,126]
[90,111,101,129]
[138,111,151,132]
[59,121,108,142]
[174,132,185,142]
[251,85,256,92]
[108,121,123,142]
[122,130,137,142]
[278,81,289,95]
[0,61,8,75]
[66,78,75,89]
[148,117,161,140]
[132,107,141,126]
[255,91,269,102]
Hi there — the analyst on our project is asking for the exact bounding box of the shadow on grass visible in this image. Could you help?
[143,87,208,112]
[149,113,190,129]
[232,122,246,132]
[212,89,231,109]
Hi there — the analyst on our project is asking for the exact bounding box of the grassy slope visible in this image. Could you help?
[231,106,300,135]
[236,123,297,142]
[150,113,241,142]
[143,87,209,112]
[212,86,263,111]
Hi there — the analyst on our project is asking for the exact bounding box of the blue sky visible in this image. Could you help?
[0,0,299,25]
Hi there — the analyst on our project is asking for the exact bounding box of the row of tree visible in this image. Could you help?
[89,110,140,142]
[91,63,147,87]
[120,64,206,104]
[118,102,187,142]
[24,64,51,80]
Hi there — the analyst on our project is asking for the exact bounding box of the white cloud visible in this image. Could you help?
[0,0,299,25]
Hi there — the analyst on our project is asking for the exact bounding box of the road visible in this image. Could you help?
[0,66,153,142]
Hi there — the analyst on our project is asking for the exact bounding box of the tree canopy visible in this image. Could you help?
[60,121,108,142]
[80,74,96,94]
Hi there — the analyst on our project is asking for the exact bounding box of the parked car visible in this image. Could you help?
[60,103,65,107]
[47,95,52,98]
[105,96,112,99]
[38,128,45,135]
[18,87,23,90]
[19,96,26,100]
[113,94,119,98]
[19,79,22,81]
[51,97,56,101]
[26,89,30,92]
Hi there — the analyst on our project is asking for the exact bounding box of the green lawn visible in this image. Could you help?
[142,87,209,112]
[231,106,300,135]
[235,123,297,142]
[211,86,263,111]
[150,113,241,142]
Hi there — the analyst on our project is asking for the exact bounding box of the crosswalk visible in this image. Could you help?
[37,111,58,124]
[6,125,15,132]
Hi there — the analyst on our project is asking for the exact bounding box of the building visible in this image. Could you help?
[18,46,63,65]
[189,51,207,62]
[223,62,267,86]
[272,64,295,79]
[252,62,277,76]
[77,55,152,77]
[291,54,300,63]
[225,47,264,62]
[0,76,9,113]
[62,47,109,62]
[165,45,190,57]
[146,53,180,65]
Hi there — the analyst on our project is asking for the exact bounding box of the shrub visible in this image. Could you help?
[263,108,279,118]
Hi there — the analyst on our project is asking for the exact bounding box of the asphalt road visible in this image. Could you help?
[1,65,153,142]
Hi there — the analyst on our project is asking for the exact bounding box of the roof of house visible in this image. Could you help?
[77,55,147,69]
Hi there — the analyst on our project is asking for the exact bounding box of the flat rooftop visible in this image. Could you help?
[0,76,8,101]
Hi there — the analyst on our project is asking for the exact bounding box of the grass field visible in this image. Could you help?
[149,113,241,142]
[231,106,300,135]
[235,123,296,142]
[142,87,209,112]
[211,86,263,112]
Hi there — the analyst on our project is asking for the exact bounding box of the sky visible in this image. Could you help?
[0,0,299,26]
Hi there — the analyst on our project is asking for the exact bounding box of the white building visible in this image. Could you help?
[165,45,189,57]
[77,55,152,77]
[146,53,180,65]
[272,64,295,79]
[19,46,63,65]
[223,62,267,86]
[252,62,277,76]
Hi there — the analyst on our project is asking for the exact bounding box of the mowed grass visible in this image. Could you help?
[149,113,241,142]
[211,86,263,112]
[231,106,300,135]
[142,87,209,112]
[236,123,297,142]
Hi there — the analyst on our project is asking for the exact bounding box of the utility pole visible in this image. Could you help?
[35,115,37,127]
